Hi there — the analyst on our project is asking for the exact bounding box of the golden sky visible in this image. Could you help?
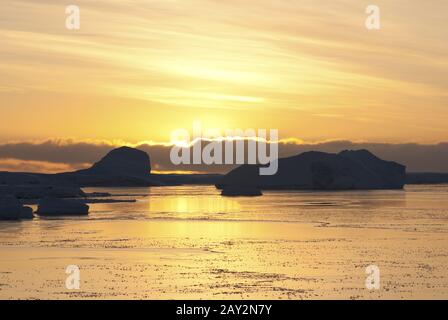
[1,0,447,144]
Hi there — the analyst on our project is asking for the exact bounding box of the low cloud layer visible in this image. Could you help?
[1,139,448,174]
[0,158,90,174]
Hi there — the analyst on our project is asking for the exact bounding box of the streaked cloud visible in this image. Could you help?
[1,0,448,144]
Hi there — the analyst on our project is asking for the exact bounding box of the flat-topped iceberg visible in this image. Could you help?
[36,198,89,216]
[216,149,406,191]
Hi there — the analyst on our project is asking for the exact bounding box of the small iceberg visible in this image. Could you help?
[221,186,262,197]
[36,197,89,216]
[0,195,34,220]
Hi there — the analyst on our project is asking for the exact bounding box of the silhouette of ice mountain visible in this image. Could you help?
[216,149,406,190]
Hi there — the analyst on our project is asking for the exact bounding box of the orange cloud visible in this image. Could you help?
[0,158,90,174]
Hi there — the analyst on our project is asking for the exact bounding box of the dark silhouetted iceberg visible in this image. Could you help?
[62,146,161,187]
[221,186,262,197]
[216,150,406,190]
[36,197,89,216]
[0,196,34,220]
[81,146,151,177]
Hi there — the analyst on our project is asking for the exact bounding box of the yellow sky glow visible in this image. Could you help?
[1,0,447,144]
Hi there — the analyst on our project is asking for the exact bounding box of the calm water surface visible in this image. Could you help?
[0,185,447,299]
